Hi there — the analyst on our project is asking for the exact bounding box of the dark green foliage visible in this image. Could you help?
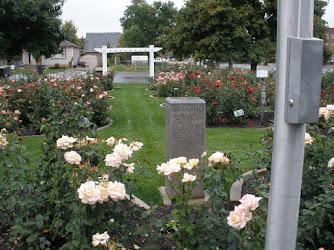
[119,0,177,47]
[0,0,64,59]
[247,112,334,249]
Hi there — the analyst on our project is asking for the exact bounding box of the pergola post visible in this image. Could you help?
[102,45,108,76]
[149,45,155,77]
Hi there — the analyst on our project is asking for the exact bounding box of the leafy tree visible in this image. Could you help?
[161,0,276,69]
[231,0,276,70]
[118,25,147,47]
[314,0,332,63]
[119,0,177,47]
[0,0,64,60]
[162,0,328,69]
[62,20,81,47]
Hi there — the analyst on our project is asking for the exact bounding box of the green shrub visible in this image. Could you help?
[246,105,334,249]
[152,66,276,125]
[0,73,112,134]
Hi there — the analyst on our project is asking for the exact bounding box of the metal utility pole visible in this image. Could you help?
[265,0,323,249]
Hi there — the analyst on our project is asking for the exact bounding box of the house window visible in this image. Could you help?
[52,49,66,59]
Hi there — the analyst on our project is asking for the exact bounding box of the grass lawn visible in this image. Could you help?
[22,82,266,204]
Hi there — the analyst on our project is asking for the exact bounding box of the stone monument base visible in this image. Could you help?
[159,186,210,206]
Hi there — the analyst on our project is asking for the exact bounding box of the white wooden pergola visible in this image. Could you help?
[94,45,162,77]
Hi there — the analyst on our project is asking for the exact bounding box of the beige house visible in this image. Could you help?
[21,40,80,66]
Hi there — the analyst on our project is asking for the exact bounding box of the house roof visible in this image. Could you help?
[60,40,80,48]
[84,32,122,52]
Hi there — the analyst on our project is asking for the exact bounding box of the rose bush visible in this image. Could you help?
[151,65,276,125]
[0,72,113,134]
[246,104,334,249]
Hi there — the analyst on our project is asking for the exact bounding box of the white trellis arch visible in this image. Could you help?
[94,45,162,77]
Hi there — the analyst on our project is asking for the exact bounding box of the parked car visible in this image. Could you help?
[73,61,88,68]
[154,57,163,63]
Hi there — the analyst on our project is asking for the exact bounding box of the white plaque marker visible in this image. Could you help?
[256,69,269,78]
[233,109,244,117]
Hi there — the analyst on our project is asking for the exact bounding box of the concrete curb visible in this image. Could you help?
[230,168,267,201]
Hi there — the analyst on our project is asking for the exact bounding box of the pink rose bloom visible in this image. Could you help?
[227,205,252,230]
[239,194,262,210]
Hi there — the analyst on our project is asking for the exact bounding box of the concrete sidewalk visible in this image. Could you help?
[113,72,150,83]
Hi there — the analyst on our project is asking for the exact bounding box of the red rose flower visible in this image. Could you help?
[184,95,188,97]
[190,74,195,79]
[252,97,257,102]
[213,101,218,106]
[240,78,244,82]
[231,81,236,87]
[230,76,235,81]
[195,72,200,75]
[253,87,257,91]
[249,123,254,127]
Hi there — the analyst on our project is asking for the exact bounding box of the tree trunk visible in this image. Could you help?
[228,58,233,69]
[251,61,257,71]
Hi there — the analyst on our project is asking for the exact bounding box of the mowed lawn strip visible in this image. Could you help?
[22,82,266,204]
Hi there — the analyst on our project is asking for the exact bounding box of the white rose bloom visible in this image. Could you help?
[304,132,313,146]
[163,163,182,176]
[174,157,187,165]
[96,184,109,203]
[326,104,334,112]
[239,194,262,210]
[208,152,230,166]
[130,141,143,151]
[107,181,127,201]
[124,163,135,174]
[319,107,328,118]
[77,181,101,205]
[64,151,81,165]
[106,136,116,147]
[105,153,123,168]
[157,163,168,174]
[0,134,9,149]
[328,157,334,169]
[56,135,77,150]
[113,143,133,160]
[92,231,110,247]
[182,173,197,183]
[187,158,199,169]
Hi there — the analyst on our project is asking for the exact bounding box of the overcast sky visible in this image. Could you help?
[61,0,334,38]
